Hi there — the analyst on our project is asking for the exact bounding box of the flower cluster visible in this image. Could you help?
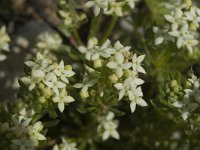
[0,101,46,149]
[77,38,147,113]
[154,1,200,52]
[53,137,77,150]
[36,32,62,60]
[85,0,140,16]
[173,75,200,120]
[37,32,62,51]
[0,26,10,61]
[164,80,184,104]
[97,112,119,141]
[20,53,75,113]
[59,0,86,29]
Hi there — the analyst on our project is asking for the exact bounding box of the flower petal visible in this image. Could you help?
[130,101,136,113]
[106,62,118,69]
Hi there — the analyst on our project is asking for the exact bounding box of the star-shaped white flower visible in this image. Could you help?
[85,0,108,16]
[185,7,200,28]
[73,73,97,92]
[131,54,145,74]
[44,72,66,95]
[52,89,75,112]
[28,121,46,146]
[53,137,78,150]
[107,53,132,77]
[99,112,120,141]
[105,1,124,16]
[79,39,114,61]
[54,60,75,84]
[128,87,147,113]
[11,118,31,137]
[12,136,34,150]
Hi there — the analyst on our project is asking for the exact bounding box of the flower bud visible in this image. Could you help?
[93,59,102,68]
[80,90,89,99]
[65,65,72,70]
[109,74,118,83]
[90,89,97,96]
[186,81,192,88]
[88,37,98,48]
[173,86,180,93]
[169,92,175,97]
[189,23,197,32]
[42,87,52,98]
[124,69,133,78]
[38,83,45,89]
[39,96,46,103]
[184,0,192,7]
[170,80,178,88]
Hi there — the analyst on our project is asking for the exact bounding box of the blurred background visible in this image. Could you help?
[0,0,60,100]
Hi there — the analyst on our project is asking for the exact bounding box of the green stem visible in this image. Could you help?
[99,16,117,45]
[88,14,101,40]
[72,29,84,46]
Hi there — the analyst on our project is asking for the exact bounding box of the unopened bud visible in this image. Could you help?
[39,96,46,103]
[93,59,102,68]
[124,69,133,78]
[88,37,98,48]
[42,87,52,98]
[109,74,118,83]
[184,0,192,7]
[38,83,45,89]
[189,23,197,32]
[65,65,72,70]
[170,80,178,88]
[80,90,89,99]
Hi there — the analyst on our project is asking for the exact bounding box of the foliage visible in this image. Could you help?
[1,0,200,149]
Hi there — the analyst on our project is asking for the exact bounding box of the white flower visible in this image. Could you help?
[12,136,34,150]
[44,72,66,95]
[53,89,75,112]
[105,1,124,16]
[59,11,73,26]
[37,32,62,50]
[168,23,198,51]
[173,99,199,120]
[114,41,131,53]
[53,137,77,150]
[154,3,200,52]
[31,69,45,83]
[107,53,132,77]
[54,60,75,84]
[173,75,200,120]
[131,54,145,74]
[73,73,97,92]
[29,122,46,145]
[128,87,147,113]
[98,112,120,141]
[188,74,199,88]
[185,7,200,28]
[102,121,119,140]
[79,39,114,61]
[85,0,109,16]
[11,118,31,137]
[114,77,146,112]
